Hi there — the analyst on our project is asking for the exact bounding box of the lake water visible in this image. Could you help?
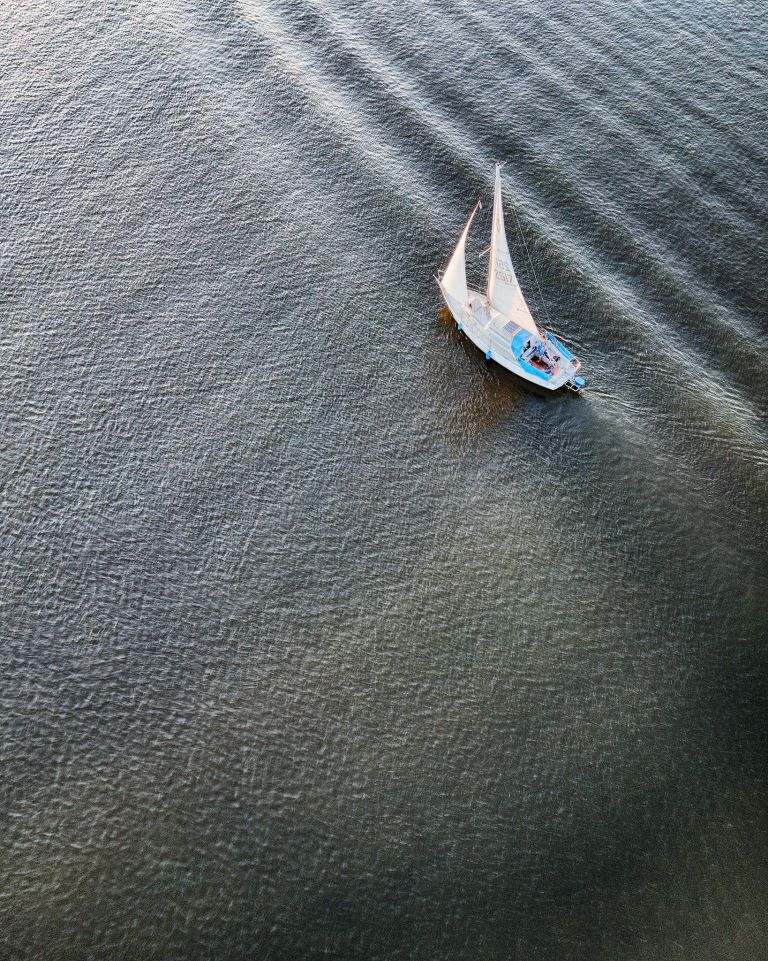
[2,1,767,958]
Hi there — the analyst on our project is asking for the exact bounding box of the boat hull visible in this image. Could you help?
[439,284,582,392]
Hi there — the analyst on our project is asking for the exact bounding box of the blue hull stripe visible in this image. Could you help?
[546,332,575,362]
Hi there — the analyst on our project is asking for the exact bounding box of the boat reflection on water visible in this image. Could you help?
[422,306,528,452]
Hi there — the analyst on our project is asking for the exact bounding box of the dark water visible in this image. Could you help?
[2,1,767,958]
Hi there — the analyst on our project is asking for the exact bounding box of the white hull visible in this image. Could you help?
[439,284,582,392]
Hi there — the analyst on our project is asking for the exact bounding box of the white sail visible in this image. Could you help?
[487,165,539,336]
[441,201,481,306]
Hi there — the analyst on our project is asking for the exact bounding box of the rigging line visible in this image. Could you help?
[510,201,553,334]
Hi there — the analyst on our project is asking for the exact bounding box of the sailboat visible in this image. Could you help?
[437,165,587,393]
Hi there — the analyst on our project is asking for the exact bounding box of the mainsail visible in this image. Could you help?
[487,165,539,336]
[441,201,481,306]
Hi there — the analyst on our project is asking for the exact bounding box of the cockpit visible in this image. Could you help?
[520,336,561,375]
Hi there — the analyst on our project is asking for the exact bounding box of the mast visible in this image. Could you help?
[487,164,520,315]
[486,165,540,337]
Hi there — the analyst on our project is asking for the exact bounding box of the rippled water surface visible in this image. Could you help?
[2,1,767,958]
